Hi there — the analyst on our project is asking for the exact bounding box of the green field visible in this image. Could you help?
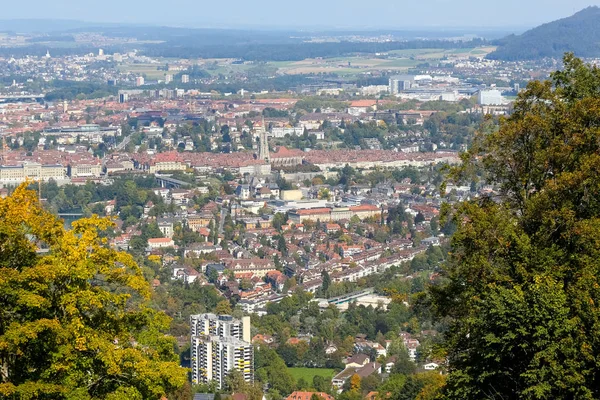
[117,64,167,80]
[288,367,336,383]
[387,46,497,60]
[116,46,497,80]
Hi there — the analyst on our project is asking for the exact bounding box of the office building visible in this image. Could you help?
[136,76,145,87]
[165,74,173,84]
[190,314,253,389]
[478,89,505,105]
[182,74,190,84]
[389,75,415,95]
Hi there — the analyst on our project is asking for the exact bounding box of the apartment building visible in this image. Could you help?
[190,314,253,389]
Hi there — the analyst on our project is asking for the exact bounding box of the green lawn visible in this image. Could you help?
[288,367,336,383]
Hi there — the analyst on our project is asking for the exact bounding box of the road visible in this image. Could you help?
[219,207,227,235]
[115,134,132,152]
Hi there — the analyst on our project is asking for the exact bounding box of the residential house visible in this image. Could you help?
[286,392,334,400]
[147,237,175,249]
[332,362,382,389]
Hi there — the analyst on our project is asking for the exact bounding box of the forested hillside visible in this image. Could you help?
[488,7,600,60]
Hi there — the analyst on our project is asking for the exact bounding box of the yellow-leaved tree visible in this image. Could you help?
[0,184,186,399]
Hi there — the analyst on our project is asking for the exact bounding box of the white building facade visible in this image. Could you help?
[190,314,253,389]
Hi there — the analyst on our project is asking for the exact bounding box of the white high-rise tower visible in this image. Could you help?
[190,314,253,389]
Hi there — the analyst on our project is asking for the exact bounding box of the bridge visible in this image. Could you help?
[58,213,84,217]
[327,288,375,306]
[155,175,191,189]
[0,94,45,103]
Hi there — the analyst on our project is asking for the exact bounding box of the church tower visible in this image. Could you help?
[258,117,270,163]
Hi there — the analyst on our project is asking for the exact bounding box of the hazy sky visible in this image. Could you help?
[2,0,599,29]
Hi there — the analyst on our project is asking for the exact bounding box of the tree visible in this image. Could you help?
[349,374,361,392]
[317,188,331,200]
[360,374,381,394]
[392,346,416,375]
[414,372,445,400]
[321,270,331,293]
[429,217,439,235]
[0,184,186,399]
[276,343,299,366]
[272,212,288,231]
[240,278,253,291]
[297,378,308,390]
[277,235,288,256]
[378,374,407,399]
[432,54,600,399]
[215,300,233,315]
[255,346,295,395]
[312,375,330,393]
[414,212,425,224]
[207,268,219,284]
[225,370,262,400]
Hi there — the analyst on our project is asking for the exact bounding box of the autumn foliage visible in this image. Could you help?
[0,184,186,399]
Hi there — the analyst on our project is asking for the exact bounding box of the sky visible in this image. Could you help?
[2,0,599,30]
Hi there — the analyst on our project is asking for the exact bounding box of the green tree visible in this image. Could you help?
[321,270,332,293]
[277,235,288,256]
[296,378,308,390]
[225,370,262,400]
[255,346,295,395]
[414,212,425,224]
[312,375,330,393]
[0,185,186,399]
[272,212,288,231]
[360,374,381,394]
[432,54,600,399]
[215,300,233,315]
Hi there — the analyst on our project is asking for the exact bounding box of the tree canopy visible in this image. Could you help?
[432,54,600,399]
[0,184,186,399]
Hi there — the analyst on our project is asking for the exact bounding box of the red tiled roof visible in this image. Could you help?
[295,208,331,215]
[350,100,377,107]
[286,392,334,400]
[350,204,380,212]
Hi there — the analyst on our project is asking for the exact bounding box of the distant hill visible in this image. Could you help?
[488,7,600,60]
[0,19,93,33]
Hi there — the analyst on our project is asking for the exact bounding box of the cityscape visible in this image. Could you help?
[2,3,600,400]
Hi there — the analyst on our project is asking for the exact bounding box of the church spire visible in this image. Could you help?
[259,116,270,163]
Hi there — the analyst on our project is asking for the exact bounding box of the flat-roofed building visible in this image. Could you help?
[191,314,253,389]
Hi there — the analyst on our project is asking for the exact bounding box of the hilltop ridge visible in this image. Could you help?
[488,6,600,60]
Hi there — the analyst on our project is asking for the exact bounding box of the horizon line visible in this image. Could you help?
[0,18,530,33]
